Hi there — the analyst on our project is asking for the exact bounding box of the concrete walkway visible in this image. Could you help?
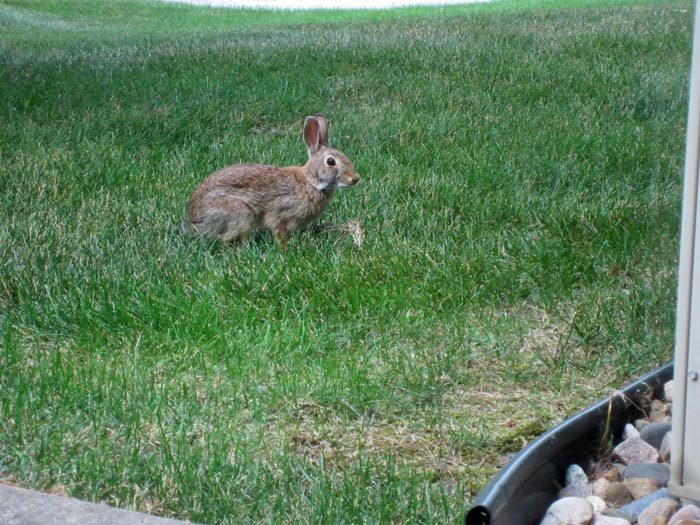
[0,484,198,525]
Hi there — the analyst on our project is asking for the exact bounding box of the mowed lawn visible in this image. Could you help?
[0,0,691,523]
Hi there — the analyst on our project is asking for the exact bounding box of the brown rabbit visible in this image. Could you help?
[181,114,360,249]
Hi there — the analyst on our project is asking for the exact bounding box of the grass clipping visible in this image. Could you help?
[312,220,364,247]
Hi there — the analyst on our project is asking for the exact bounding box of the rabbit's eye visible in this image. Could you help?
[326,157,336,166]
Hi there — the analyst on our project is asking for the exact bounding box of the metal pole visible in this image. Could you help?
[669,0,700,501]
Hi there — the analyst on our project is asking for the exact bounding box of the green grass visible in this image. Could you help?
[0,0,691,522]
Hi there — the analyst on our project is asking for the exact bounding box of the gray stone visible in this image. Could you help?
[567,464,590,486]
[624,463,671,487]
[0,484,198,525]
[659,431,672,462]
[612,437,661,465]
[559,483,591,499]
[618,488,675,522]
[603,509,631,520]
[539,497,594,525]
[591,515,631,525]
[623,423,641,440]
[640,422,672,450]
[669,505,700,525]
[637,498,679,525]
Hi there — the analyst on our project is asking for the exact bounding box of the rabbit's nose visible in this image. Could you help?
[338,170,360,188]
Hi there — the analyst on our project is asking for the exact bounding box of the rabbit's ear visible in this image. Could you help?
[314,114,329,146]
[303,116,321,155]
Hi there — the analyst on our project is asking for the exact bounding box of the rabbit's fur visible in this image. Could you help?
[182,114,359,248]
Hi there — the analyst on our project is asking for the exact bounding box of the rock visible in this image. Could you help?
[664,380,673,402]
[593,478,611,499]
[559,483,591,499]
[659,432,672,461]
[603,509,631,520]
[604,482,634,507]
[591,514,631,525]
[539,497,594,525]
[531,384,678,525]
[640,423,672,450]
[567,464,589,486]
[649,400,671,423]
[591,515,631,525]
[586,495,607,513]
[623,477,658,499]
[618,489,674,522]
[637,498,679,525]
[636,418,651,431]
[669,505,700,525]
[602,468,623,482]
[624,463,671,487]
[613,437,661,465]
[623,423,641,440]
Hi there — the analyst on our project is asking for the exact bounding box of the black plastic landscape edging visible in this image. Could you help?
[464,362,673,525]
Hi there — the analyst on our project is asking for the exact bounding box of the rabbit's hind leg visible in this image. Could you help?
[220,216,251,243]
[191,200,255,244]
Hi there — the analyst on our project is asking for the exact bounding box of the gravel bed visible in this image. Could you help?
[539,380,700,525]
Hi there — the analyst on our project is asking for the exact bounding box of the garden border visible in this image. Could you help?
[464,362,673,525]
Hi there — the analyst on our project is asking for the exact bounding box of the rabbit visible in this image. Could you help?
[181,114,360,249]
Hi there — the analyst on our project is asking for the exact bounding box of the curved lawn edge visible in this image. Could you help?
[464,362,673,525]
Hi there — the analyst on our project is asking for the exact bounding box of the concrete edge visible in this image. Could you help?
[0,484,201,525]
